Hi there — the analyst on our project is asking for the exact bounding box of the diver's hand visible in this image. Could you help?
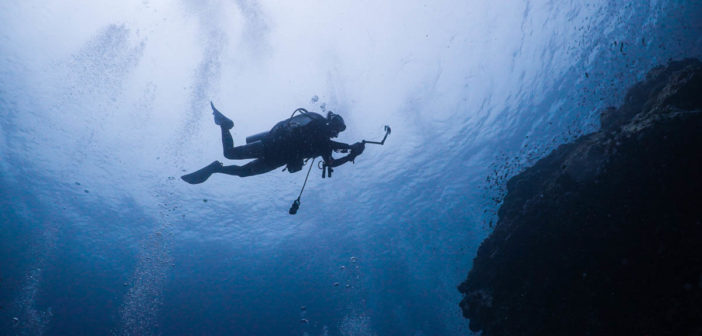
[349,142,365,159]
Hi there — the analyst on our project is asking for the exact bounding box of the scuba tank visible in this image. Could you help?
[244,109,326,173]
[246,131,269,144]
[245,109,323,144]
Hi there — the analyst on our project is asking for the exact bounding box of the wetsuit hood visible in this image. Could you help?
[327,112,346,136]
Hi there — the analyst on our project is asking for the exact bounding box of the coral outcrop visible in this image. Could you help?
[459,59,702,335]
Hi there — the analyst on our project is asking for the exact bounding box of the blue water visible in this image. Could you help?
[1,1,701,335]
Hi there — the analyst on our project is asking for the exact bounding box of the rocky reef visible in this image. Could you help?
[459,58,702,335]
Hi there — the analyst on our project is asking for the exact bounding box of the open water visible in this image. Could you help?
[1,1,701,335]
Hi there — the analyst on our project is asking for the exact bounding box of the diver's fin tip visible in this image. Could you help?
[181,161,221,184]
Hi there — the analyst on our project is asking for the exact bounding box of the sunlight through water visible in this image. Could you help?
[1,0,701,335]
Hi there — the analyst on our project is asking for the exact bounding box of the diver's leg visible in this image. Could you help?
[212,101,239,157]
[221,127,235,154]
[223,140,264,160]
[219,159,281,177]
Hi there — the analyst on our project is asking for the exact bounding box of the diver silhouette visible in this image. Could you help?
[181,102,365,184]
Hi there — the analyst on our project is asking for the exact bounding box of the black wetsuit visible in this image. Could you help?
[262,112,349,172]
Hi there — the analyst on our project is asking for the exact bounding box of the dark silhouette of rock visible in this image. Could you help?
[458,58,702,335]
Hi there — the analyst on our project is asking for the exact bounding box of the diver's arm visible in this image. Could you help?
[329,140,351,151]
[323,152,355,168]
[323,140,352,167]
[323,142,365,168]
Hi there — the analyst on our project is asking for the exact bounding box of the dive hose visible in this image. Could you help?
[289,157,315,215]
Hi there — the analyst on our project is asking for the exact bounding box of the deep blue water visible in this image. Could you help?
[1,1,701,335]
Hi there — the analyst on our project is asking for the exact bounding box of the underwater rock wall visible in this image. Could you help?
[458,58,702,335]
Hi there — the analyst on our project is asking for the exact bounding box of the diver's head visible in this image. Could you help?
[326,111,346,138]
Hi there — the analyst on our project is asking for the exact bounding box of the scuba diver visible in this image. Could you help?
[181,102,366,184]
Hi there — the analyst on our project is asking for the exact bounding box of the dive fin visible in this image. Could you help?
[211,101,234,130]
[181,161,223,184]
